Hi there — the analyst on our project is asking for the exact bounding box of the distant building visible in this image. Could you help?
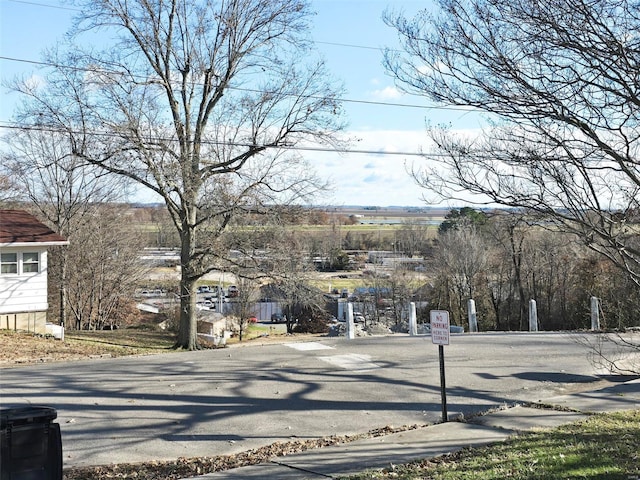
[0,210,68,334]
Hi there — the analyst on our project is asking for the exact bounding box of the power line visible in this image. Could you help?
[5,0,401,53]
[0,121,431,157]
[5,0,401,52]
[6,0,78,11]
[0,55,467,113]
[315,40,389,52]
[3,1,464,114]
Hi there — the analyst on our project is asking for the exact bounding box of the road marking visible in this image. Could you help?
[284,342,334,351]
[319,354,380,371]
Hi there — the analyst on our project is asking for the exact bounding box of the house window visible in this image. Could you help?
[22,252,40,273]
[0,253,18,274]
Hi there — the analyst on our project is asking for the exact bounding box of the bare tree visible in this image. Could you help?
[384,0,640,287]
[395,219,431,258]
[432,226,488,327]
[65,206,147,330]
[0,174,22,206]
[12,0,344,349]
[485,213,531,330]
[229,273,261,342]
[268,229,322,333]
[380,268,417,326]
[2,128,128,328]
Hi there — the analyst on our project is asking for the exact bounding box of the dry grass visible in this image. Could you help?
[0,328,176,367]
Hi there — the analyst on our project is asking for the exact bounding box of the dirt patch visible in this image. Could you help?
[1,331,110,365]
[0,330,174,367]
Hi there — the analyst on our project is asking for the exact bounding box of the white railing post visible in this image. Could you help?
[590,296,600,330]
[529,299,538,332]
[409,302,417,336]
[346,302,355,339]
[468,299,478,333]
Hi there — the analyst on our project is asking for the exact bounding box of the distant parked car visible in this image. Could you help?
[248,316,258,323]
[227,285,239,297]
[141,289,165,297]
[271,313,285,323]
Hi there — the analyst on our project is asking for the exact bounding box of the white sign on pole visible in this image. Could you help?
[430,310,450,345]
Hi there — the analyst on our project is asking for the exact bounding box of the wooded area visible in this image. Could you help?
[1,0,638,351]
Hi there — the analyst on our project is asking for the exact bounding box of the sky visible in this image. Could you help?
[0,0,482,207]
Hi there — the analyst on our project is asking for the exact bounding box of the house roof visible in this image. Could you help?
[0,210,68,247]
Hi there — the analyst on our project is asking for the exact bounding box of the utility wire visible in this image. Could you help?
[0,55,468,113]
[6,0,78,10]
[0,121,432,157]
[2,0,468,114]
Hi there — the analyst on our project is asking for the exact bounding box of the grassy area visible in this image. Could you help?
[310,276,426,295]
[71,325,288,348]
[310,277,363,293]
[228,323,279,343]
[340,410,640,480]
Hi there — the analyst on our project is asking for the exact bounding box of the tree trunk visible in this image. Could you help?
[177,268,198,349]
[59,254,67,328]
[176,213,199,350]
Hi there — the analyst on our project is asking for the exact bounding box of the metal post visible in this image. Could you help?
[439,345,448,422]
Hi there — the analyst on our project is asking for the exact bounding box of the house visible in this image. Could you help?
[0,210,68,334]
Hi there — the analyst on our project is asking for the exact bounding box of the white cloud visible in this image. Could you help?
[23,74,46,91]
[369,86,404,100]
[304,128,433,206]
[305,126,486,206]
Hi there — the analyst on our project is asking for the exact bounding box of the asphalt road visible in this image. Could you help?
[0,332,621,468]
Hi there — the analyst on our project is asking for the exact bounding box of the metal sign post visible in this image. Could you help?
[438,344,447,422]
[430,310,450,422]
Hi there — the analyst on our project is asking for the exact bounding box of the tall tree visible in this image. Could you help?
[384,0,640,287]
[485,213,530,330]
[433,225,488,326]
[396,218,431,257]
[13,0,344,349]
[2,128,127,328]
[438,207,487,235]
[0,174,21,206]
[65,206,147,330]
[268,228,321,333]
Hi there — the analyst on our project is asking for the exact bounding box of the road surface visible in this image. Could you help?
[0,332,623,467]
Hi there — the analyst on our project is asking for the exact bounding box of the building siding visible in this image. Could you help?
[0,247,49,315]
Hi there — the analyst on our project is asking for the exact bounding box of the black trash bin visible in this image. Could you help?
[0,406,62,480]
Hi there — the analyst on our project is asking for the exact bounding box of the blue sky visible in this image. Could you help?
[0,0,480,207]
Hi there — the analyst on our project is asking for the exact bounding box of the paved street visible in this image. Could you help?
[0,332,624,467]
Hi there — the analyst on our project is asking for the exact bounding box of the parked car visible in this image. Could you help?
[271,313,286,323]
[248,316,258,323]
[227,285,239,297]
[196,301,215,311]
